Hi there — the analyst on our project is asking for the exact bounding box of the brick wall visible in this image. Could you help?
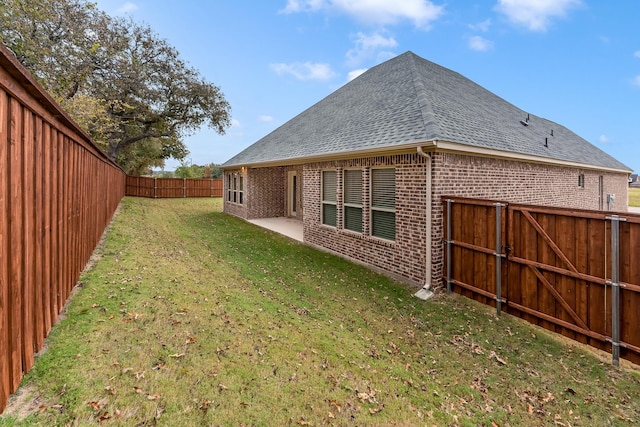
[224,166,304,220]
[432,153,628,210]
[228,151,629,290]
[303,154,429,286]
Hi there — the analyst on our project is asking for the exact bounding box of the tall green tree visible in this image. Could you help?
[0,0,231,173]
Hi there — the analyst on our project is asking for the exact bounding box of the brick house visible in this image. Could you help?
[222,51,630,290]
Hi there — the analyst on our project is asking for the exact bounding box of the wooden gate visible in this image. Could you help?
[443,197,640,366]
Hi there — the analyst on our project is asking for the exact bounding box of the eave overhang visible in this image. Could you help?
[222,139,632,175]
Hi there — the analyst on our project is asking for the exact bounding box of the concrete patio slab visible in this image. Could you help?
[247,217,303,242]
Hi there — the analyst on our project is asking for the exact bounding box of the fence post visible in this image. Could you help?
[494,203,505,315]
[445,199,453,294]
[607,214,624,367]
[210,178,213,198]
[154,177,157,199]
[183,178,187,198]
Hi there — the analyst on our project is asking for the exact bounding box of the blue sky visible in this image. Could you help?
[94,0,639,174]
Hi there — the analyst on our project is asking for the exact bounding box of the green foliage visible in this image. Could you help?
[2,198,639,426]
[0,0,231,174]
[173,162,222,178]
[174,162,204,178]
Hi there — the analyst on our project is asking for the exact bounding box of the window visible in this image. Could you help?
[370,168,395,241]
[227,172,244,204]
[321,170,337,227]
[233,175,237,203]
[578,173,584,188]
[343,169,362,232]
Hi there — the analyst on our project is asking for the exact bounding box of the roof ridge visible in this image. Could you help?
[406,52,440,140]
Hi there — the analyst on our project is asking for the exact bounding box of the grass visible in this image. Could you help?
[1,197,640,426]
[629,188,640,207]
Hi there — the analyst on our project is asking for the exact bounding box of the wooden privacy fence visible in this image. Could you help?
[0,45,126,412]
[126,175,223,198]
[443,196,640,366]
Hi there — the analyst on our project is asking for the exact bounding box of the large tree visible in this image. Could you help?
[0,0,231,173]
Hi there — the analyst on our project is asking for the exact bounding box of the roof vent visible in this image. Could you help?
[520,113,530,127]
[550,129,554,136]
[544,137,549,148]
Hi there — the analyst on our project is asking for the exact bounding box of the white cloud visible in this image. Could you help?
[230,119,241,128]
[117,2,139,13]
[270,62,337,81]
[468,36,494,51]
[634,50,640,58]
[469,19,492,32]
[346,31,398,66]
[494,0,582,32]
[347,69,368,81]
[281,0,445,29]
[633,75,640,88]
[258,115,273,122]
[598,134,611,144]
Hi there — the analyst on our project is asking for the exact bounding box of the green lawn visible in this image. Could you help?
[1,197,639,426]
[630,188,640,207]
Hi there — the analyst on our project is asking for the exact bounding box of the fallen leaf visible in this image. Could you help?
[489,351,506,365]
[133,387,144,394]
[169,353,185,358]
[87,401,102,411]
[542,392,555,403]
[147,394,161,400]
[329,400,342,412]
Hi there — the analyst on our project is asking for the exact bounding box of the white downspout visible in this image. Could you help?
[415,146,434,300]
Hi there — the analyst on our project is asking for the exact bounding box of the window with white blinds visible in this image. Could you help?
[370,168,395,240]
[343,169,362,232]
[321,170,337,227]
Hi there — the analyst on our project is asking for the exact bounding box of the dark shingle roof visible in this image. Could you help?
[223,51,629,171]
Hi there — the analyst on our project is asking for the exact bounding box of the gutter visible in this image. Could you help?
[414,145,435,300]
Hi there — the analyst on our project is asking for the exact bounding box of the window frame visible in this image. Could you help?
[226,172,244,205]
[342,168,363,233]
[370,167,396,241]
[321,169,337,227]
